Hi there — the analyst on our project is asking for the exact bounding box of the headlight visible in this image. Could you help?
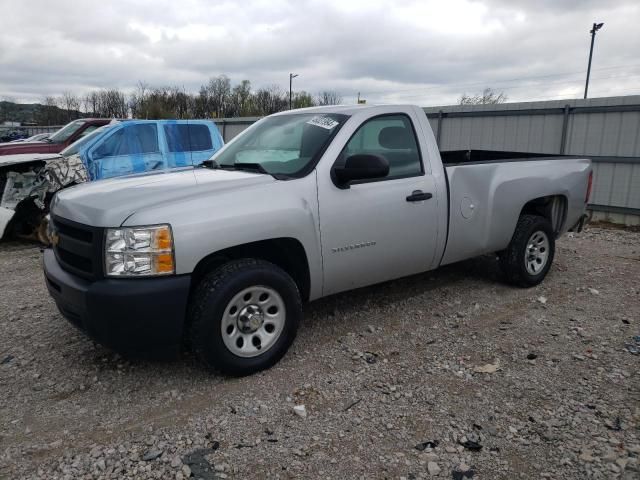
[104,224,175,277]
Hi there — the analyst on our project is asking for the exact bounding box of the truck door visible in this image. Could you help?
[161,122,224,168]
[162,122,193,168]
[88,123,163,179]
[188,121,224,165]
[317,112,440,295]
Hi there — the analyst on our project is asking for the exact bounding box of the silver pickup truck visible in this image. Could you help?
[43,105,592,375]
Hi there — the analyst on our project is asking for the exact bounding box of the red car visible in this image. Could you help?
[0,119,112,156]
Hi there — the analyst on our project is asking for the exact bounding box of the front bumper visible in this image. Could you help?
[43,248,191,358]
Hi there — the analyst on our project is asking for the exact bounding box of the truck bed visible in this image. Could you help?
[440,149,569,165]
[438,151,591,266]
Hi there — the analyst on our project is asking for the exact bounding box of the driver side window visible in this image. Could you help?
[343,114,422,179]
[93,129,124,159]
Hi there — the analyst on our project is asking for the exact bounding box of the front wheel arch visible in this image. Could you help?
[189,237,311,302]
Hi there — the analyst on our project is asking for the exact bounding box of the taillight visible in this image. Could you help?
[585,171,593,203]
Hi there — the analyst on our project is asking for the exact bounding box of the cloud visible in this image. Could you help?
[0,0,638,106]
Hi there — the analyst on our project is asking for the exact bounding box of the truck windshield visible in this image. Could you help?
[48,120,86,144]
[211,113,349,176]
[60,124,115,157]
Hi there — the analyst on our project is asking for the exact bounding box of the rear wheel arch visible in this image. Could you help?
[519,194,567,236]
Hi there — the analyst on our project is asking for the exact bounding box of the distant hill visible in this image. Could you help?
[0,100,82,126]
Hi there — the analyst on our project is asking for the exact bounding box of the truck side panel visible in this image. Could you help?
[440,158,591,266]
[123,172,325,300]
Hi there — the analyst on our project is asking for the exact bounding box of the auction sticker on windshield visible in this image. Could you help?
[306,116,340,130]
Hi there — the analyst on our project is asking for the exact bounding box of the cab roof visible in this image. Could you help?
[272,104,418,117]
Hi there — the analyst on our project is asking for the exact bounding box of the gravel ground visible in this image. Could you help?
[0,227,639,480]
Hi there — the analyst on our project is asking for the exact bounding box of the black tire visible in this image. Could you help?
[500,214,555,287]
[188,258,301,376]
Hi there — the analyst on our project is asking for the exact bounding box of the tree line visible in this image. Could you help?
[458,88,507,105]
[29,76,343,125]
[2,80,506,126]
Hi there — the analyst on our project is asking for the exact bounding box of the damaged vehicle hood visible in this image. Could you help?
[0,142,56,155]
[0,153,62,168]
[51,168,275,227]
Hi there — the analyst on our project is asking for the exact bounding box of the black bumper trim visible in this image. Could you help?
[43,248,191,358]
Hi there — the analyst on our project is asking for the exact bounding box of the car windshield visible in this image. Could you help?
[26,133,48,142]
[48,120,86,143]
[210,113,349,176]
[60,124,114,157]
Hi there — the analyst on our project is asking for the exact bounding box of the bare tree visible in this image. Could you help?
[316,91,342,106]
[229,80,253,117]
[194,85,211,118]
[82,93,92,115]
[205,75,232,118]
[61,91,81,120]
[129,81,150,118]
[40,96,60,125]
[293,91,316,109]
[253,85,288,115]
[458,88,507,105]
[91,89,127,118]
[83,92,100,117]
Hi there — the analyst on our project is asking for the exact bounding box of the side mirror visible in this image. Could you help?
[333,154,389,187]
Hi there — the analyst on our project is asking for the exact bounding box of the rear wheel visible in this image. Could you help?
[188,259,301,376]
[500,214,555,287]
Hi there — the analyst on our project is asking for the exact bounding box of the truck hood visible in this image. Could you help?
[0,141,54,155]
[51,168,275,227]
[0,152,62,168]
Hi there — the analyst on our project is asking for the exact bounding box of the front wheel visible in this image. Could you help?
[500,214,555,287]
[188,259,302,376]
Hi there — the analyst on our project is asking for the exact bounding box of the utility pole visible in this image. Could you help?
[289,73,298,110]
[584,22,604,99]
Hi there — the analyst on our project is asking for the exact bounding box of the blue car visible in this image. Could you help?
[63,119,224,180]
[0,119,224,241]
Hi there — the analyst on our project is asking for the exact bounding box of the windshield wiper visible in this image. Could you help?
[199,160,265,173]
[200,159,220,169]
[213,161,271,175]
[229,162,270,174]
[202,160,290,180]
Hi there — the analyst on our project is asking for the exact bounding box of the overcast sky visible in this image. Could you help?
[0,0,639,107]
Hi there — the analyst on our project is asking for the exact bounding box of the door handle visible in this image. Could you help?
[406,190,433,202]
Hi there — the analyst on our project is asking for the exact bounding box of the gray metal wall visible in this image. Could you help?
[213,118,260,142]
